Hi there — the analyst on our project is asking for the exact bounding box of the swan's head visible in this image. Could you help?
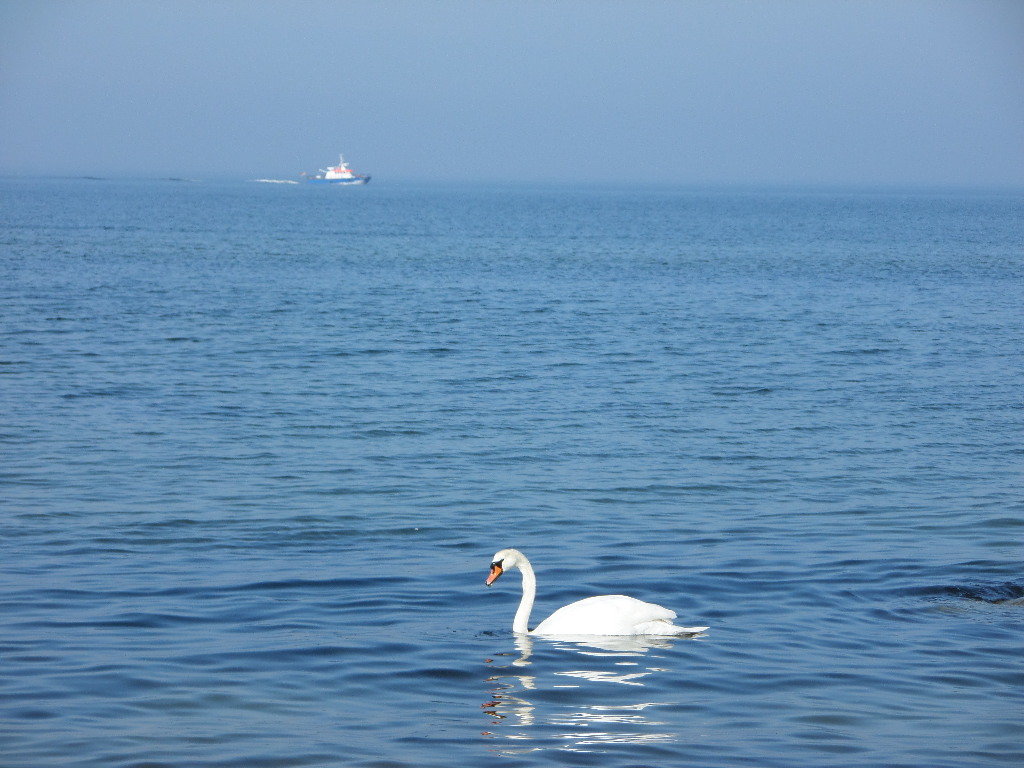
[486,548,523,586]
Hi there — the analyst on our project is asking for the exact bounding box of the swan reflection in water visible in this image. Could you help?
[482,632,704,754]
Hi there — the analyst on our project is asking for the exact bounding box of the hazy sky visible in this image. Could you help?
[2,0,1022,185]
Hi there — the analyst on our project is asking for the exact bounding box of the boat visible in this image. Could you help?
[303,154,371,185]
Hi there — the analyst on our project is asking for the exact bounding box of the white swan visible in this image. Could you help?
[485,548,708,636]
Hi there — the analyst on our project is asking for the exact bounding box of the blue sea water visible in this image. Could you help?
[1,177,1022,767]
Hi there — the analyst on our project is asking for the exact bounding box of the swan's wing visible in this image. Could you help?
[533,595,700,636]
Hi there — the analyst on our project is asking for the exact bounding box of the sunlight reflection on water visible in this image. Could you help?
[482,633,697,754]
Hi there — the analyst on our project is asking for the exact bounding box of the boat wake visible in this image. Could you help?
[251,179,299,184]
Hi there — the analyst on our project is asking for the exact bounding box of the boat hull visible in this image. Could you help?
[307,176,371,185]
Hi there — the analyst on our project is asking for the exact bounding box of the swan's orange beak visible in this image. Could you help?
[486,562,503,586]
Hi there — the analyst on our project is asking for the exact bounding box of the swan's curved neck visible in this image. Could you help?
[513,556,537,634]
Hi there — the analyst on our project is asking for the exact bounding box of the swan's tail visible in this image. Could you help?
[670,625,710,635]
[636,620,709,635]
